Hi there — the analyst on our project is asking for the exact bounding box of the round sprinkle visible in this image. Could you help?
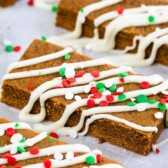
[87,99,95,108]
[92,92,102,99]
[66,151,74,160]
[136,104,146,112]
[119,78,125,83]
[49,137,54,142]
[65,65,76,78]
[109,84,117,92]
[67,77,76,83]
[10,133,23,144]
[140,81,150,89]
[136,94,148,103]
[90,70,100,77]
[43,159,52,168]
[74,153,79,157]
[118,94,126,102]
[3,153,12,159]
[76,71,85,78]
[7,156,16,165]
[160,98,166,105]
[98,87,106,93]
[28,84,35,90]
[117,7,124,14]
[6,128,15,137]
[148,15,155,23]
[64,54,71,60]
[59,68,66,77]
[14,46,21,52]
[50,132,58,139]
[148,99,157,104]
[15,123,19,128]
[85,156,96,165]
[96,154,102,163]
[10,147,17,155]
[84,85,91,93]
[154,112,163,119]
[74,95,82,101]
[80,8,84,13]
[5,45,13,52]
[156,148,160,154]
[96,82,105,90]
[117,72,128,77]
[65,92,74,100]
[30,147,39,155]
[27,0,34,6]
[17,146,26,153]
[106,95,114,102]
[62,79,70,87]
[41,36,47,41]
[127,102,136,106]
[117,87,124,92]
[69,129,77,139]
[99,101,108,107]
[0,129,5,136]
[54,152,63,161]
[90,87,98,94]
[51,6,58,13]
[158,103,167,111]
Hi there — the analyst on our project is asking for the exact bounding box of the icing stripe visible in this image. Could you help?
[0,122,31,130]
[0,132,48,154]
[7,47,73,72]
[19,74,163,123]
[34,0,59,10]
[0,144,91,165]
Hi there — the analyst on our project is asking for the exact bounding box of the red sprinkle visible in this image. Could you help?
[3,154,12,159]
[96,154,102,163]
[117,7,124,14]
[74,153,79,157]
[90,87,98,94]
[164,95,168,102]
[140,81,150,89]
[28,84,34,90]
[76,71,85,78]
[1,166,7,168]
[14,166,22,168]
[92,92,103,99]
[43,159,52,168]
[119,78,125,83]
[106,95,114,102]
[62,79,70,87]
[87,99,95,108]
[55,85,64,89]
[50,132,58,139]
[28,0,34,6]
[99,101,108,107]
[30,148,39,155]
[14,46,21,52]
[90,70,100,77]
[67,78,76,83]
[156,148,160,154]
[160,98,166,105]
[7,157,16,165]
[113,92,123,95]
[6,128,15,137]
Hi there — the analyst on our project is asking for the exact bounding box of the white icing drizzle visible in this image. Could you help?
[34,0,59,10]
[0,122,31,130]
[0,144,91,165]
[19,74,163,123]
[104,28,168,67]
[33,80,168,134]
[0,132,48,154]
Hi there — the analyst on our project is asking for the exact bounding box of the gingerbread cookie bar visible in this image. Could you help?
[1,40,168,155]
[0,118,122,167]
[0,0,17,7]
[54,0,168,66]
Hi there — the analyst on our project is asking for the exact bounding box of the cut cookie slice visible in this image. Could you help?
[0,117,122,167]
[1,40,168,155]
[0,0,17,7]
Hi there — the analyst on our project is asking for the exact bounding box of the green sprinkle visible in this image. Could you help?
[98,88,106,93]
[136,94,148,103]
[118,94,126,102]
[41,36,47,41]
[148,99,157,104]
[148,15,155,23]
[64,54,71,60]
[20,137,26,143]
[49,138,54,142]
[59,67,66,77]
[85,156,96,165]
[51,6,58,13]
[127,102,136,106]
[5,45,13,52]
[96,82,105,90]
[109,84,116,92]
[117,72,128,78]
[15,123,19,128]
[158,103,167,111]
[17,146,26,153]
[80,8,84,13]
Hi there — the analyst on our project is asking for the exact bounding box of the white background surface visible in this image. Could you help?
[0,1,168,167]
